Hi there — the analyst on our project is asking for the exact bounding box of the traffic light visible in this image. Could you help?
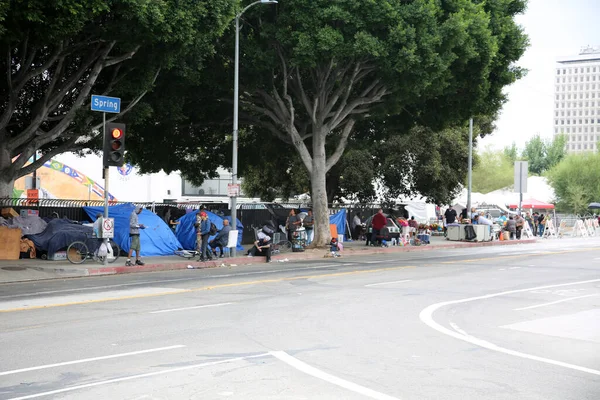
[103,123,126,167]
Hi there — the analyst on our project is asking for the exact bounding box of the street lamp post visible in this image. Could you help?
[231,0,277,257]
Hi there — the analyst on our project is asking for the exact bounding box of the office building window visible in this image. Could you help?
[578,144,581,149]
[575,68,578,73]
[584,144,588,150]
[557,69,560,75]
[587,67,590,73]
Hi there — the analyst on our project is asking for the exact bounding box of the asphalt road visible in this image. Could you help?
[1,239,599,400]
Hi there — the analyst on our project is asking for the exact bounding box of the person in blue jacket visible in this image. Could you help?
[210,219,232,258]
[198,212,212,261]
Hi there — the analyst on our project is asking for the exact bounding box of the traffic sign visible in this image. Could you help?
[91,95,121,113]
[227,183,241,197]
[100,217,115,238]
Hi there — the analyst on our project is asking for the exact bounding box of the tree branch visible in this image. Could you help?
[326,119,356,172]
[103,46,140,67]
[15,137,81,179]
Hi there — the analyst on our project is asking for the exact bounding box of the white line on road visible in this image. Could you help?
[449,322,469,336]
[270,351,400,400]
[514,294,600,311]
[0,345,185,377]
[6,353,270,400]
[149,302,234,314]
[509,267,521,270]
[420,278,600,376]
[365,261,385,264]
[365,280,412,287]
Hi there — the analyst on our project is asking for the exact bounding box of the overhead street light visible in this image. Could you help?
[231,0,277,257]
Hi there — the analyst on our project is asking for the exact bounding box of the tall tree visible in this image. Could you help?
[521,134,567,175]
[471,147,514,193]
[546,153,600,214]
[235,0,527,245]
[0,0,234,197]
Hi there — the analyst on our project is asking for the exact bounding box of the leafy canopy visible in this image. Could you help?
[546,153,600,214]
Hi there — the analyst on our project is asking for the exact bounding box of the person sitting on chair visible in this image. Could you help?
[210,219,232,258]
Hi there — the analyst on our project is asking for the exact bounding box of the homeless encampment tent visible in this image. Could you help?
[25,219,96,258]
[83,204,182,256]
[176,210,244,251]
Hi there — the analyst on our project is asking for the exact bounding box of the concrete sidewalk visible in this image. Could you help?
[0,236,537,283]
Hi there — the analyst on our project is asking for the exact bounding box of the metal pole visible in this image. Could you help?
[231,14,240,258]
[103,112,109,266]
[519,162,523,215]
[467,118,473,216]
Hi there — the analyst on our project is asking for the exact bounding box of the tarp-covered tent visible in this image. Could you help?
[329,209,347,237]
[83,204,182,256]
[176,210,244,251]
[25,219,95,257]
[508,198,555,210]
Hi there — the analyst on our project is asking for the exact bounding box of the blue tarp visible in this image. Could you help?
[176,210,244,251]
[83,204,182,257]
[330,209,347,237]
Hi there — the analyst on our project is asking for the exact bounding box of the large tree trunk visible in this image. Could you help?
[0,143,14,198]
[310,133,331,247]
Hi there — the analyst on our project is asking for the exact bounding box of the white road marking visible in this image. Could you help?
[514,294,600,311]
[0,287,188,311]
[149,302,234,314]
[419,278,600,376]
[343,263,355,266]
[509,267,521,270]
[365,280,412,287]
[270,351,400,400]
[365,261,385,264]
[0,345,185,377]
[6,353,270,400]
[449,322,469,336]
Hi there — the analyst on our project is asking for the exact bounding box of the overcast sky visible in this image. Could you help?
[479,0,600,151]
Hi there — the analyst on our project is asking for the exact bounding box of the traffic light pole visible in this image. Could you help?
[102,112,109,266]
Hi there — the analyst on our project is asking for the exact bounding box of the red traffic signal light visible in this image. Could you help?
[111,128,123,140]
[103,123,126,167]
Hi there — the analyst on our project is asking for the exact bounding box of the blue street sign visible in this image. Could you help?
[91,95,121,113]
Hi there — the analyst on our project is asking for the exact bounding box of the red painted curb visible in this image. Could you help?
[83,238,537,277]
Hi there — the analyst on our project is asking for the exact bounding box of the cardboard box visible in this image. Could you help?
[1,208,19,218]
[19,209,40,218]
[0,226,22,260]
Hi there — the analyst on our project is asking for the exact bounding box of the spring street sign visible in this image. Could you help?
[91,95,121,113]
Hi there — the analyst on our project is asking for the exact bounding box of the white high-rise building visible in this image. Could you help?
[554,46,600,153]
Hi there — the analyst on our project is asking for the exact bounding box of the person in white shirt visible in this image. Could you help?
[474,214,492,226]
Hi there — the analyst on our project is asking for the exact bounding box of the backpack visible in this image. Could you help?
[464,225,477,241]
[209,222,218,235]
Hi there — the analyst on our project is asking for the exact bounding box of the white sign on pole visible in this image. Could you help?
[227,183,241,197]
[100,217,115,239]
[514,161,528,194]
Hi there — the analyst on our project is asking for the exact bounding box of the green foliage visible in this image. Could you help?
[546,153,600,214]
[472,147,514,193]
[503,142,518,163]
[0,0,235,196]
[521,134,567,175]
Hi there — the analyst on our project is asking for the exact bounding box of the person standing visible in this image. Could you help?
[198,212,212,261]
[515,214,525,239]
[126,206,145,266]
[351,213,361,240]
[194,211,203,251]
[371,209,387,246]
[525,212,534,234]
[408,216,418,237]
[538,213,545,236]
[303,210,314,245]
[286,209,301,242]
[209,219,231,258]
[443,206,458,234]
[505,215,517,240]
[532,212,539,236]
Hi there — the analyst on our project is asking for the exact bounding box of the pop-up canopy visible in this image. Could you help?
[509,198,555,210]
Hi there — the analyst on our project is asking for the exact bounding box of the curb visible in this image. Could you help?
[83,238,537,277]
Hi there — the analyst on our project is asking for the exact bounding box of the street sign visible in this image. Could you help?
[227,183,241,197]
[91,95,121,113]
[99,217,115,238]
[514,161,528,193]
